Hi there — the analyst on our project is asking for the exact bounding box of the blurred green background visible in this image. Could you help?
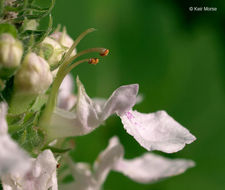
[52,0,225,189]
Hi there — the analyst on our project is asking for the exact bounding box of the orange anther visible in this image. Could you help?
[100,49,109,56]
[88,58,99,65]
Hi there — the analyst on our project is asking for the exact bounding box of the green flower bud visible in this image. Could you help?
[14,52,53,95]
[0,33,23,78]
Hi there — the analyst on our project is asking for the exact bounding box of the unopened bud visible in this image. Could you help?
[50,28,77,56]
[38,37,65,68]
[23,19,39,31]
[0,33,23,78]
[14,52,53,95]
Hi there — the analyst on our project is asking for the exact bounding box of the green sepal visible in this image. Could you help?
[9,111,46,154]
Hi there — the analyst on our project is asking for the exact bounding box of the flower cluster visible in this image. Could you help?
[0,0,196,190]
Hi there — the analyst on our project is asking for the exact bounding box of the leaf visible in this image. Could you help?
[19,14,53,52]
[34,14,52,45]
[0,23,17,37]
[26,0,55,19]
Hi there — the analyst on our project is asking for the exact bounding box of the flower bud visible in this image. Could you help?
[50,28,76,56]
[23,19,39,31]
[0,33,23,78]
[38,37,65,68]
[14,52,53,95]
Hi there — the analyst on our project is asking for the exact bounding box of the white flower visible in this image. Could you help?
[0,103,31,176]
[2,149,58,190]
[61,136,194,190]
[14,52,53,95]
[50,75,195,153]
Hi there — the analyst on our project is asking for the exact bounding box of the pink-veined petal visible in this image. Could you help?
[120,110,196,153]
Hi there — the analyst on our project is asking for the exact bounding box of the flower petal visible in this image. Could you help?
[70,162,97,190]
[120,110,196,153]
[34,150,58,190]
[93,136,124,186]
[113,153,195,183]
[101,84,139,120]
[58,74,76,110]
[65,136,195,190]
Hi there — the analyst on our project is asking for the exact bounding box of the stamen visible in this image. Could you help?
[65,58,91,74]
[63,28,96,63]
[88,58,99,65]
[67,48,107,64]
[100,49,109,56]
[39,30,109,134]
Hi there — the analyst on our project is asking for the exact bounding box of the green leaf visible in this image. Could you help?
[26,0,55,19]
[0,23,17,37]
[19,14,53,52]
[15,0,55,21]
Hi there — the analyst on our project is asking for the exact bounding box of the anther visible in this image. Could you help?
[88,58,99,65]
[100,49,109,56]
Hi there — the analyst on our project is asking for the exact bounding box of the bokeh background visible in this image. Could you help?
[52,0,225,189]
